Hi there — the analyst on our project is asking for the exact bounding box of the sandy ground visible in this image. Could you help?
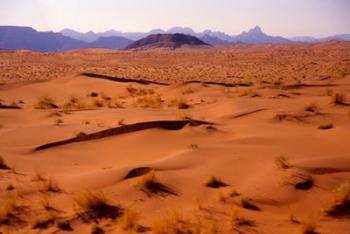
[0,42,350,233]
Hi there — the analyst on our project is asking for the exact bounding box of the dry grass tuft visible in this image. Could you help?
[135,94,163,109]
[136,171,177,196]
[152,211,193,234]
[32,211,56,229]
[325,183,350,217]
[229,207,254,229]
[318,123,334,130]
[236,195,260,211]
[275,155,291,169]
[168,98,191,109]
[119,207,139,231]
[74,191,123,220]
[35,96,58,109]
[298,216,318,234]
[0,197,21,225]
[332,93,349,105]
[91,224,105,234]
[39,177,61,193]
[0,155,10,170]
[304,103,319,113]
[205,176,228,188]
[55,218,72,231]
[62,97,87,110]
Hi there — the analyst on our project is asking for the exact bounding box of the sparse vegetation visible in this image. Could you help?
[55,118,64,126]
[32,211,56,229]
[0,197,19,225]
[168,98,191,109]
[325,182,350,217]
[134,94,163,108]
[136,170,176,196]
[332,93,348,105]
[56,218,72,231]
[39,177,61,193]
[120,207,139,231]
[0,155,10,170]
[236,195,260,211]
[62,97,87,110]
[35,96,58,109]
[229,207,254,228]
[74,191,122,220]
[205,176,227,188]
[318,123,333,130]
[298,216,318,234]
[304,103,319,113]
[275,155,291,169]
[152,211,193,234]
[91,224,105,234]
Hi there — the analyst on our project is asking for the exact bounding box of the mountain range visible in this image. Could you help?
[1,25,350,52]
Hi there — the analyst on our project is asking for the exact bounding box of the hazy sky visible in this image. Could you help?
[0,0,349,37]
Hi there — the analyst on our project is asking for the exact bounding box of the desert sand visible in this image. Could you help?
[0,42,350,234]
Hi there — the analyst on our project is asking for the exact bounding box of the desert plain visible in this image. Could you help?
[0,41,350,234]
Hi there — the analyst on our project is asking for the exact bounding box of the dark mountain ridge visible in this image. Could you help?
[125,33,209,50]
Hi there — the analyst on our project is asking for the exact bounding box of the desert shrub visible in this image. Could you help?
[126,85,154,96]
[168,99,191,109]
[332,93,347,105]
[39,177,61,193]
[55,118,64,126]
[135,95,163,108]
[205,176,227,188]
[152,211,193,234]
[236,195,260,211]
[318,123,333,130]
[229,207,254,229]
[55,218,72,231]
[0,197,18,224]
[188,144,198,150]
[275,155,291,169]
[74,191,122,220]
[325,182,350,217]
[62,97,87,110]
[136,171,176,196]
[32,211,56,229]
[0,155,10,170]
[35,97,58,109]
[120,207,139,231]
[298,216,317,234]
[91,224,105,234]
[304,103,319,113]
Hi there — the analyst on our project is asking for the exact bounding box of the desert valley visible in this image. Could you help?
[0,37,350,234]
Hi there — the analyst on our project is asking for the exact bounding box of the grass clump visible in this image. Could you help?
[168,98,191,109]
[119,207,139,231]
[318,123,333,130]
[236,195,260,211]
[35,96,58,109]
[304,103,319,113]
[152,211,192,234]
[74,191,122,220]
[325,182,350,217]
[91,224,105,234]
[205,176,228,188]
[332,93,349,105]
[135,95,163,109]
[136,171,177,196]
[0,197,19,225]
[275,155,291,169]
[0,155,10,170]
[32,211,56,229]
[39,177,61,193]
[229,207,254,229]
[56,218,72,231]
[298,216,318,234]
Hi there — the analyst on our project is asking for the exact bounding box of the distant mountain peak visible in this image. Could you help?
[248,26,263,34]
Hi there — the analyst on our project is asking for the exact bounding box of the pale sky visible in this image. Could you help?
[0,0,349,37]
